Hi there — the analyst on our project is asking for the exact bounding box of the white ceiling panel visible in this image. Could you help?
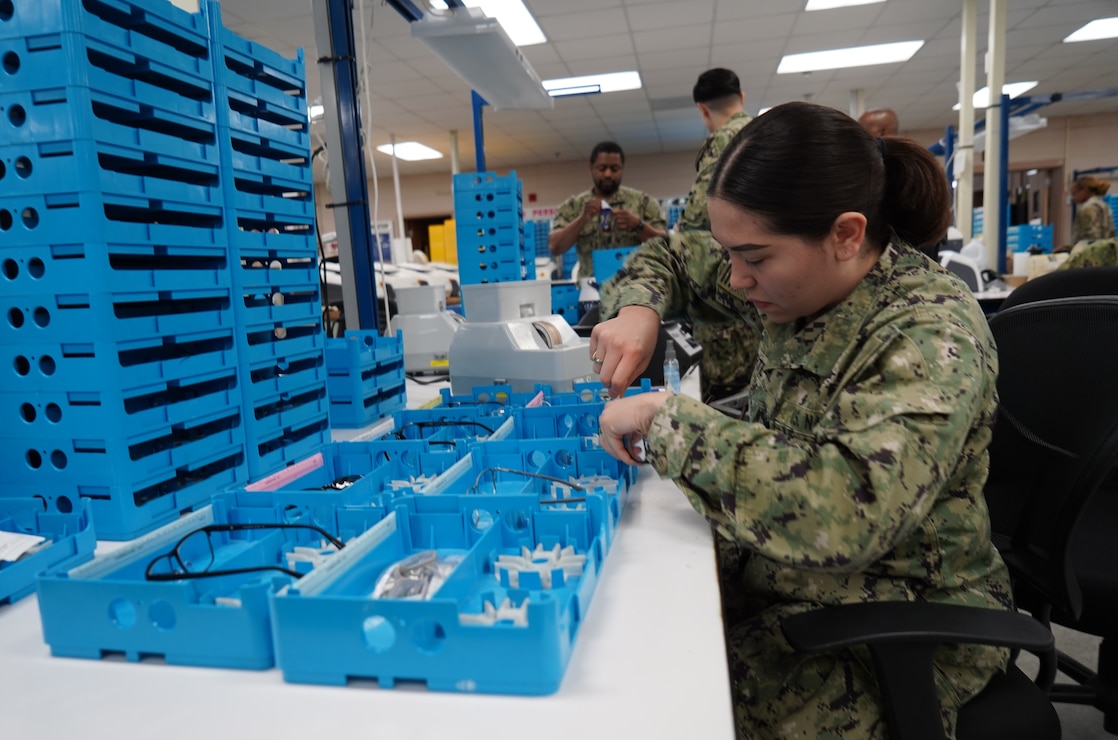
[627,0,715,31]
[213,0,1118,175]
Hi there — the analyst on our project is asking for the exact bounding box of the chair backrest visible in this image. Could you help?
[999,265,1118,311]
[984,296,1118,620]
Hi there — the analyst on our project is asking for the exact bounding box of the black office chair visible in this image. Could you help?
[999,265,1118,311]
[983,294,1118,734]
[783,601,1060,740]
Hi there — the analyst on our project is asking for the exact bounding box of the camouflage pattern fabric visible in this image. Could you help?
[676,110,753,233]
[1071,195,1117,244]
[642,242,1013,739]
[599,230,761,400]
[550,185,666,280]
[1060,237,1118,269]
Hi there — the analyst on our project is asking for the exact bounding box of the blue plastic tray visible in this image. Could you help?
[0,497,95,606]
[3,286,237,344]
[0,0,209,46]
[4,331,240,393]
[326,361,405,405]
[5,23,213,97]
[0,80,216,150]
[0,242,231,297]
[13,444,247,541]
[250,416,330,480]
[36,491,385,669]
[328,385,407,429]
[0,188,223,249]
[0,132,221,201]
[270,495,605,694]
[3,402,244,489]
[324,330,403,373]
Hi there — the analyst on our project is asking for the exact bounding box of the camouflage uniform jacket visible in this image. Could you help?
[1071,195,1117,244]
[645,243,1012,733]
[550,185,666,280]
[599,230,762,399]
[676,110,752,232]
[1060,237,1118,269]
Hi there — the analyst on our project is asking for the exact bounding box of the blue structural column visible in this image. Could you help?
[998,93,1010,275]
[315,0,380,331]
[472,90,488,173]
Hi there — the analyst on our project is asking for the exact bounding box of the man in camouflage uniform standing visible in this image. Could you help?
[548,141,667,281]
[601,68,760,402]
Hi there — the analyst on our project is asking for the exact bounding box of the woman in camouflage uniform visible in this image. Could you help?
[1069,175,1116,245]
[593,102,1012,740]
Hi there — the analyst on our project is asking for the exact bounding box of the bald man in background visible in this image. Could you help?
[858,108,899,136]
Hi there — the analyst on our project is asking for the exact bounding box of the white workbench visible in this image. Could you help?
[0,376,733,740]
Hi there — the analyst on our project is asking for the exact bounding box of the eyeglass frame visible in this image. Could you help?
[144,522,346,582]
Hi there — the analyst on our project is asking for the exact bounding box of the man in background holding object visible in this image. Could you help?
[549,141,667,281]
[858,107,900,137]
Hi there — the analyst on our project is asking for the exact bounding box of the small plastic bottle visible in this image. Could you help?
[663,342,681,393]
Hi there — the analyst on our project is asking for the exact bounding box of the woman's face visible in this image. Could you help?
[1070,184,1090,205]
[709,197,851,324]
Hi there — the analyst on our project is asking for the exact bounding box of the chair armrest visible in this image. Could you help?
[781,602,1054,740]
[782,601,1054,654]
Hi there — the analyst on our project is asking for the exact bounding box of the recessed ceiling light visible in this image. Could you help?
[543,71,642,97]
[805,0,885,10]
[459,0,546,46]
[952,81,1037,110]
[308,103,324,122]
[777,40,923,74]
[1063,17,1118,43]
[375,141,444,161]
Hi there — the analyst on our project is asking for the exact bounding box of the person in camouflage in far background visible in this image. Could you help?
[594,102,1012,739]
[1059,237,1118,269]
[1068,175,1116,246]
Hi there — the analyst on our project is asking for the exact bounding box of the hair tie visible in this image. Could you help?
[876,137,887,160]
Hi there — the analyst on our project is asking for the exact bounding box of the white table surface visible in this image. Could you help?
[0,376,733,740]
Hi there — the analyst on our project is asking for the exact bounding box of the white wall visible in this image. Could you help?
[314,112,1118,247]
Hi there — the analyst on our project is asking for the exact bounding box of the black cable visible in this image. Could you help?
[390,420,495,440]
[468,467,587,496]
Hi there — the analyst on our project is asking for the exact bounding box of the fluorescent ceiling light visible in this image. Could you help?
[777,40,923,73]
[376,141,444,161]
[805,0,885,10]
[543,71,641,97]
[411,8,553,110]
[456,0,546,47]
[952,81,1037,110]
[757,106,773,115]
[308,103,324,122]
[1063,17,1118,43]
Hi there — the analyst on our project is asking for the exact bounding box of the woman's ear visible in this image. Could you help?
[830,211,868,261]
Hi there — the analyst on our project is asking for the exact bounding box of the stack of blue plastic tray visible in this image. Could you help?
[0,0,249,540]
[325,330,407,428]
[523,218,551,259]
[1006,223,1054,253]
[206,2,328,479]
[453,172,528,285]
